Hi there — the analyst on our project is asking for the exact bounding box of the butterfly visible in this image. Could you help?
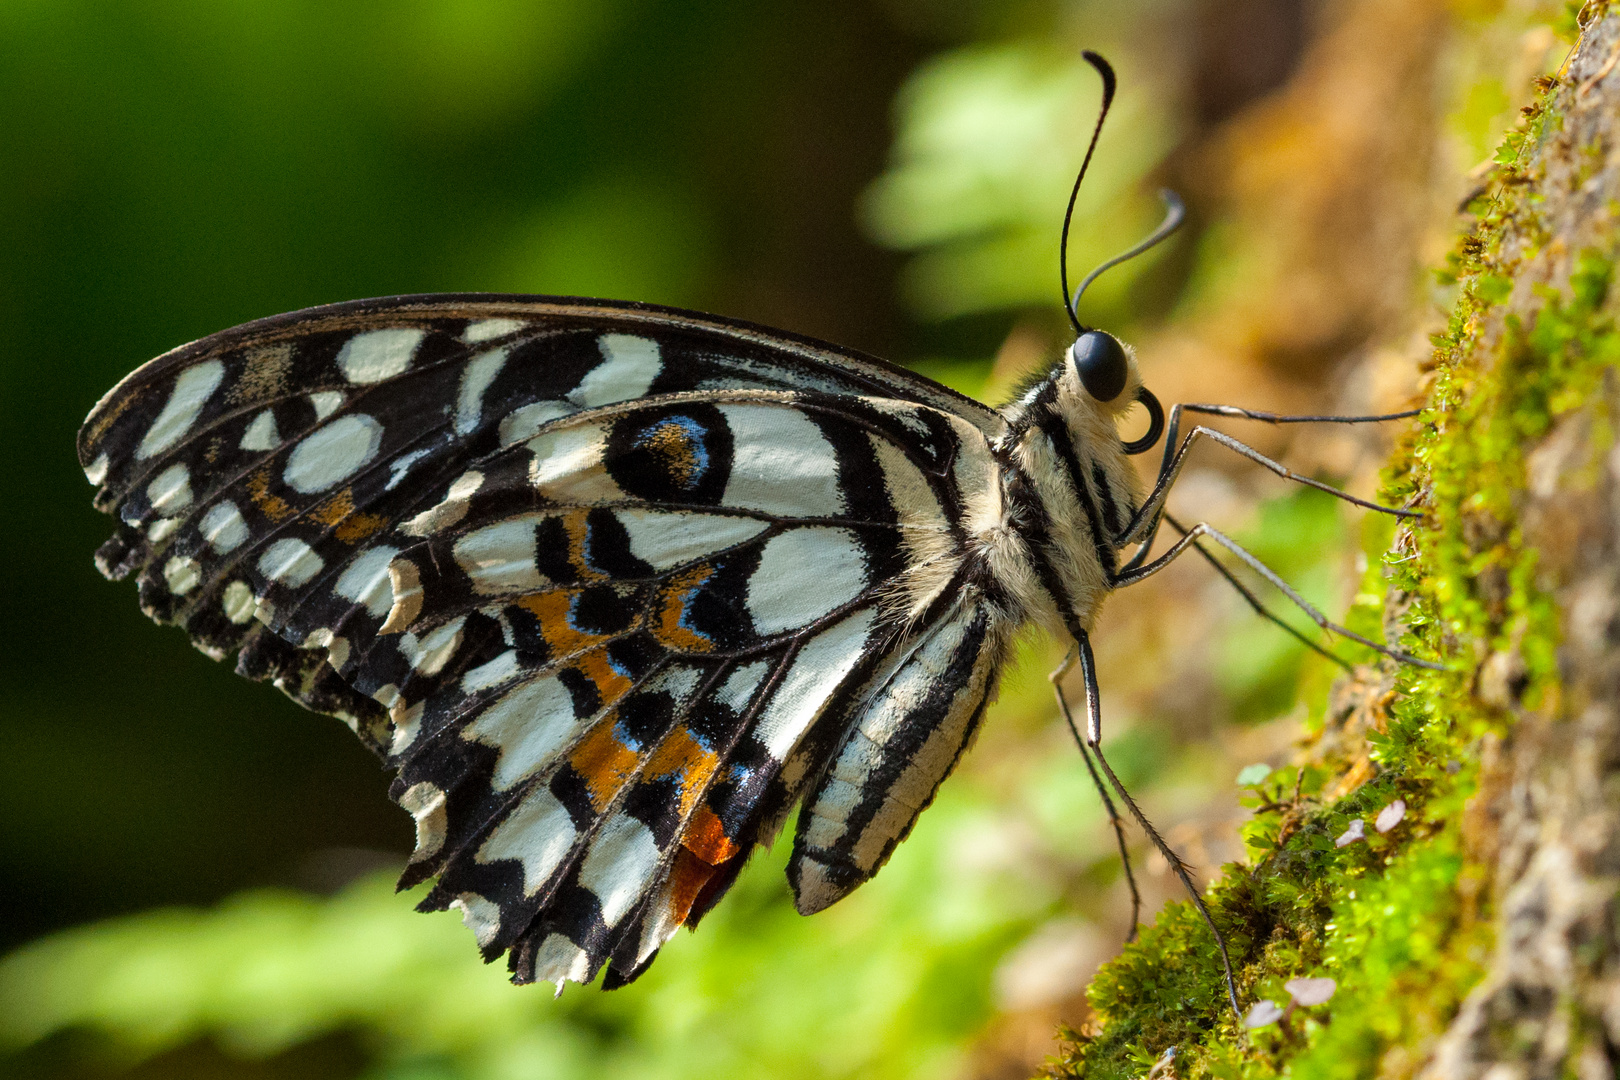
[77,53,1430,1008]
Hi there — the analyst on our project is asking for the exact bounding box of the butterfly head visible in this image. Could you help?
[1060,328,1165,455]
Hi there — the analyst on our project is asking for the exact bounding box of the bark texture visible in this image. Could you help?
[1421,15,1620,1077]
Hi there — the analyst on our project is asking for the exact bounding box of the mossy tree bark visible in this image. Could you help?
[1417,10,1620,1077]
[1049,8,1620,1079]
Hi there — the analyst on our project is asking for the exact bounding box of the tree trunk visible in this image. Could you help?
[1418,10,1620,1076]
[1050,7,1620,1078]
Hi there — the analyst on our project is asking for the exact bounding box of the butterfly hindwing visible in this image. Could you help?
[78,294,1008,987]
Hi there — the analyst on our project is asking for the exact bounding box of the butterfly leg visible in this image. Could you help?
[1162,513,1352,672]
[1064,631,1241,1017]
[1051,647,1142,940]
[1112,519,1443,671]
[1118,404,1421,573]
[1179,404,1421,425]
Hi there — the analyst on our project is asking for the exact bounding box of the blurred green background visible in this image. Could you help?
[0,1,1545,1077]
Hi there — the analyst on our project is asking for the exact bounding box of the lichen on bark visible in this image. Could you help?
[1047,7,1620,1078]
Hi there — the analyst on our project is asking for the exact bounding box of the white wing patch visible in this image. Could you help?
[719,404,845,517]
[533,933,592,988]
[527,423,624,505]
[462,317,525,344]
[399,781,448,861]
[240,409,281,452]
[499,401,574,448]
[454,518,548,595]
[257,538,324,587]
[867,430,958,620]
[577,814,662,926]
[479,786,578,894]
[747,527,869,636]
[199,500,249,555]
[163,555,202,595]
[309,391,345,421]
[466,674,589,791]
[456,347,510,436]
[451,893,503,947]
[575,334,661,408]
[385,447,432,491]
[461,649,520,694]
[719,660,771,711]
[337,328,424,384]
[283,414,384,494]
[616,508,770,571]
[146,463,194,515]
[138,361,225,460]
[403,471,485,536]
[752,607,876,758]
[221,580,256,624]
[398,617,467,675]
[334,545,399,617]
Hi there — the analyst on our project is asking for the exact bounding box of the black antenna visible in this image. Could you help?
[1072,190,1186,312]
[1059,51,1117,336]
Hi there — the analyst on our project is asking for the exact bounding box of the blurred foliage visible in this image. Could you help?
[0,0,1472,1078]
[2,793,1049,1080]
[863,41,1175,323]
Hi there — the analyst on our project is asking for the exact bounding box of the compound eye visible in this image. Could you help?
[1069,331,1129,402]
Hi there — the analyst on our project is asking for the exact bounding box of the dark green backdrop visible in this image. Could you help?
[0,0,954,951]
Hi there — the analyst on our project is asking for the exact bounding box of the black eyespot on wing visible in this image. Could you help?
[1070,331,1128,402]
[605,403,733,505]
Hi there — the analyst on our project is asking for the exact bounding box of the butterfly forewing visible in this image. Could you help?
[78,294,1010,987]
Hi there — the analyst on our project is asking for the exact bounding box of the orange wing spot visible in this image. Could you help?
[644,726,722,819]
[652,565,714,653]
[307,488,389,543]
[309,487,355,526]
[561,509,608,583]
[247,467,295,522]
[573,646,635,703]
[569,717,641,811]
[681,803,740,866]
[517,591,633,662]
[336,511,389,543]
[662,847,718,929]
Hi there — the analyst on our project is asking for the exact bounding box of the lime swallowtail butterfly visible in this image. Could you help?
[78,52,1431,1010]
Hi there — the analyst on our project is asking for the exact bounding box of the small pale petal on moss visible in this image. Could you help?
[1245,1000,1285,1028]
[1375,800,1407,833]
[1284,977,1337,1006]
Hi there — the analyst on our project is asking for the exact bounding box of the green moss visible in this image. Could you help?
[1047,66,1620,1080]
